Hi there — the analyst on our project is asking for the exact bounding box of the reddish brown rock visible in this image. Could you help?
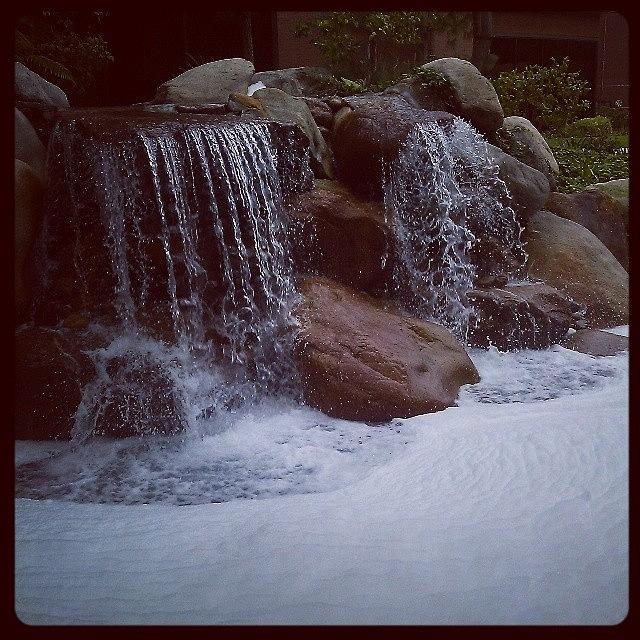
[287,181,391,292]
[561,329,628,357]
[467,283,584,351]
[332,93,454,199]
[15,327,96,440]
[294,277,480,422]
[545,190,628,270]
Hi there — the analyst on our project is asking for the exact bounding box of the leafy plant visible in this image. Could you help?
[492,58,591,132]
[15,10,113,102]
[563,115,613,140]
[296,12,471,90]
[547,134,628,193]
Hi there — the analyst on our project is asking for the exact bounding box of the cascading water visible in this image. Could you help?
[34,112,313,441]
[383,117,526,339]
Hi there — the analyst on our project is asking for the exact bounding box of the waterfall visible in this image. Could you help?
[36,114,312,438]
[383,117,525,338]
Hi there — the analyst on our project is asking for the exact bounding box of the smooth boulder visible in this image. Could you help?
[488,143,550,216]
[544,189,628,270]
[15,159,44,323]
[252,87,334,178]
[15,62,69,108]
[332,93,454,199]
[523,211,628,328]
[155,58,254,105]
[420,58,504,134]
[587,178,628,211]
[467,283,584,351]
[498,116,559,190]
[15,108,47,178]
[294,277,480,422]
[15,327,95,440]
[287,180,391,291]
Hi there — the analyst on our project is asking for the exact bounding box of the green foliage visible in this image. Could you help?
[492,58,590,132]
[563,116,613,140]
[597,103,629,131]
[547,134,628,193]
[296,12,471,89]
[15,10,113,102]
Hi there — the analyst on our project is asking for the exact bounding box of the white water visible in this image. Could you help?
[15,335,628,624]
[383,118,524,337]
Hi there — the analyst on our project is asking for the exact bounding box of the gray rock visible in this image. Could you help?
[587,178,629,210]
[498,116,559,190]
[488,143,550,215]
[252,87,334,178]
[155,58,254,105]
[420,57,504,134]
[15,108,47,178]
[561,328,628,357]
[250,67,340,97]
[15,62,69,108]
[523,211,629,328]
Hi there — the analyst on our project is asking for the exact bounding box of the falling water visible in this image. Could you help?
[35,114,312,439]
[383,117,525,338]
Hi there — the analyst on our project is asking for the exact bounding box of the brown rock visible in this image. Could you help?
[467,283,584,351]
[561,329,628,357]
[15,327,96,440]
[523,211,628,328]
[332,94,454,199]
[15,159,43,324]
[544,190,628,270]
[294,277,480,422]
[287,181,391,292]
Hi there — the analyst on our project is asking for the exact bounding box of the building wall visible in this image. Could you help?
[597,12,629,107]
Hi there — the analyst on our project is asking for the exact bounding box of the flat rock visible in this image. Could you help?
[561,328,628,356]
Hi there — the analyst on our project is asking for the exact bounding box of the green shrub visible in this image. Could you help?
[492,58,590,132]
[547,135,628,193]
[597,103,629,132]
[563,116,613,139]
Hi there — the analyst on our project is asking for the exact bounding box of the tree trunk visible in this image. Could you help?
[240,12,254,62]
[471,12,494,74]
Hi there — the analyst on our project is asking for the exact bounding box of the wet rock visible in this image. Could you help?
[467,283,584,351]
[561,328,628,357]
[497,116,559,190]
[523,211,628,328]
[544,190,628,270]
[287,181,391,292]
[15,327,96,440]
[487,144,550,216]
[15,108,47,178]
[252,87,334,178]
[419,58,504,134]
[299,97,334,128]
[156,58,254,105]
[90,355,186,437]
[15,159,43,324]
[332,93,454,199]
[294,277,480,422]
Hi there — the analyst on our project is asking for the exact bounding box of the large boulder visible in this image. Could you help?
[15,327,95,440]
[155,58,254,105]
[561,328,628,357]
[488,143,550,216]
[15,63,69,144]
[332,93,454,199]
[15,62,69,108]
[467,283,584,351]
[523,210,629,328]
[15,108,47,178]
[294,277,480,422]
[419,58,504,135]
[497,116,559,190]
[587,178,628,211]
[251,87,334,178]
[287,180,391,292]
[15,159,44,323]
[250,67,340,97]
[544,190,628,270]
